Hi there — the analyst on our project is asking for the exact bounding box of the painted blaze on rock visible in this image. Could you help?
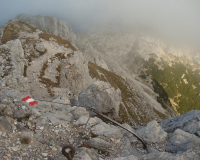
[78,81,121,120]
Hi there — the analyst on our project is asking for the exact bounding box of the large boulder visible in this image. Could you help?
[165,129,200,153]
[85,137,113,152]
[136,120,167,143]
[78,81,121,120]
[91,121,123,139]
[161,110,200,133]
[0,116,13,133]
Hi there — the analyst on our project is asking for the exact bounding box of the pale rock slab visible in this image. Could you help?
[91,121,123,139]
[73,115,97,126]
[78,81,121,120]
[161,110,200,133]
[165,129,200,153]
[136,120,167,143]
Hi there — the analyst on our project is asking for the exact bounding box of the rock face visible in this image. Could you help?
[136,120,167,143]
[0,16,200,160]
[78,81,121,120]
[0,19,92,100]
[0,39,24,77]
[165,129,200,153]
[15,13,177,126]
[16,13,76,42]
[161,110,200,133]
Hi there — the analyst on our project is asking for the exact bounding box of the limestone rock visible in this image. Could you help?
[85,137,113,152]
[165,129,200,153]
[136,120,167,143]
[91,122,123,139]
[161,110,200,133]
[78,81,121,120]
[16,13,76,42]
[75,147,99,160]
[13,105,32,119]
[2,75,28,93]
[72,107,89,120]
[140,152,185,160]
[34,43,46,54]
[0,104,6,113]
[73,115,97,126]
[195,130,200,137]
[119,123,136,138]
[112,155,139,160]
[0,117,13,133]
[3,106,13,117]
[6,39,25,75]
[74,149,92,160]
[60,51,92,95]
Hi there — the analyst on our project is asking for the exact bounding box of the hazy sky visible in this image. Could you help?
[0,0,199,48]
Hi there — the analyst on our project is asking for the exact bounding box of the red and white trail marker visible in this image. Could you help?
[21,96,38,106]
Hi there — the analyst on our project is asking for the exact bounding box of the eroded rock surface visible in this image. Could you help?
[78,81,121,120]
[0,17,199,160]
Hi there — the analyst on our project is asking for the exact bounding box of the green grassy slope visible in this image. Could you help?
[143,58,200,114]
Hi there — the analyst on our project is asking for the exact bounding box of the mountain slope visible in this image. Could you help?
[88,62,175,125]
[0,17,176,125]
[0,15,199,160]
[1,19,92,100]
[75,31,200,115]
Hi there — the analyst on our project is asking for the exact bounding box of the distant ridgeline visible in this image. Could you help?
[139,57,200,114]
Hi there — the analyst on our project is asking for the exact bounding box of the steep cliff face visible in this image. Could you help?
[16,13,76,43]
[0,15,199,160]
[11,14,177,125]
[0,19,92,100]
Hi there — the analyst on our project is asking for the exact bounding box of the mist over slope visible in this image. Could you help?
[0,14,199,159]
[16,13,200,116]
[15,14,177,125]
[1,0,200,50]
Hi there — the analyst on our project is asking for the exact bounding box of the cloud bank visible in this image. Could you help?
[0,0,199,48]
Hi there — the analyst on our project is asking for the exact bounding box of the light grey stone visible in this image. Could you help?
[140,152,185,160]
[91,121,123,139]
[119,123,136,138]
[181,149,200,160]
[35,117,50,129]
[182,121,200,134]
[76,147,99,160]
[34,43,46,53]
[112,155,138,160]
[73,115,97,126]
[3,106,13,117]
[0,117,13,133]
[78,81,121,120]
[74,149,92,160]
[195,130,200,137]
[136,120,167,143]
[161,110,200,133]
[16,13,76,42]
[165,129,200,153]
[6,39,25,76]
[13,106,32,119]
[3,75,28,93]
[73,107,89,120]
[86,137,113,152]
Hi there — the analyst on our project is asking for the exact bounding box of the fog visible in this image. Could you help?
[0,0,199,48]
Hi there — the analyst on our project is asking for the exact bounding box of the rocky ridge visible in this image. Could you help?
[74,31,200,115]
[16,14,76,43]
[0,16,199,159]
[0,91,200,159]
[16,14,177,125]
